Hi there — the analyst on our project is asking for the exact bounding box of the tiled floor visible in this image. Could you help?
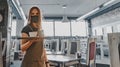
[10,60,22,67]
[10,60,110,67]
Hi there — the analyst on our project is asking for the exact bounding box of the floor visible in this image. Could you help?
[10,60,110,67]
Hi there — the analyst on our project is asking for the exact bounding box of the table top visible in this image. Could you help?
[47,55,80,63]
[46,51,64,55]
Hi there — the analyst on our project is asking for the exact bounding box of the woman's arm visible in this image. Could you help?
[21,33,33,52]
[21,33,43,52]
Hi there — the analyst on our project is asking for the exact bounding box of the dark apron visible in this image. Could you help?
[21,39,46,67]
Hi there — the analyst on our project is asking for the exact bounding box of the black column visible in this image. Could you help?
[53,20,55,37]
[0,0,8,38]
[70,20,72,36]
[0,0,8,67]
[87,19,92,37]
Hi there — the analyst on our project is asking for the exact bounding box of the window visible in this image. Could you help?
[42,21,53,36]
[72,21,87,36]
[96,27,103,35]
[55,21,70,36]
[11,20,16,36]
[106,26,112,33]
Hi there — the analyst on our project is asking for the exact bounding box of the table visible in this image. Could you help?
[47,55,81,67]
[46,51,64,55]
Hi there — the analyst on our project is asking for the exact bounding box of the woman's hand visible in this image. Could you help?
[29,37,40,43]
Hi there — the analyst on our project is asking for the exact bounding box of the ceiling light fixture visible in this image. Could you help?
[103,0,115,6]
[62,5,69,22]
[77,7,100,21]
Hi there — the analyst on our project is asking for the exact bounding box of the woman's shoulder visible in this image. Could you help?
[23,25,30,30]
[21,24,31,33]
[23,24,29,29]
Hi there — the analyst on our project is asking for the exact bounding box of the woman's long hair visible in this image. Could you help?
[28,6,42,29]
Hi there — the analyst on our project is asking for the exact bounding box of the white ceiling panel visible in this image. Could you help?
[19,0,115,18]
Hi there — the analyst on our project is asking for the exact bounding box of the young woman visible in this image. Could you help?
[21,6,49,67]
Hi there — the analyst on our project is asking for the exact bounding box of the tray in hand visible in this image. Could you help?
[17,37,40,39]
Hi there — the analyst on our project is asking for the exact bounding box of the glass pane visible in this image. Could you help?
[42,21,53,36]
[55,21,70,36]
[72,21,87,36]
[11,20,16,36]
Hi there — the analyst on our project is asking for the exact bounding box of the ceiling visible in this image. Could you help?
[18,0,116,20]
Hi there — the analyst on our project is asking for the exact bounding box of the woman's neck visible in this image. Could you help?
[29,24,38,31]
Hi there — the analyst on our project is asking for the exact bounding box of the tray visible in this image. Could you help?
[17,37,41,39]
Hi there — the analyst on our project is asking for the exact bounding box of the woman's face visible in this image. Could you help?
[31,9,39,16]
[31,9,40,28]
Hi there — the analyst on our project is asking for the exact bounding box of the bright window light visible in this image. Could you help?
[106,26,112,33]
[72,21,87,36]
[11,20,17,36]
[55,21,70,36]
[42,21,53,36]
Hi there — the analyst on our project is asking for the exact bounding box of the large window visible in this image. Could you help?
[93,27,103,36]
[117,24,120,32]
[72,21,87,36]
[93,28,96,36]
[11,19,17,36]
[42,20,87,36]
[55,21,70,36]
[106,26,112,33]
[42,21,53,36]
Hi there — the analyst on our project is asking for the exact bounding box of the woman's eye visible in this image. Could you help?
[31,13,34,15]
[36,13,39,15]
